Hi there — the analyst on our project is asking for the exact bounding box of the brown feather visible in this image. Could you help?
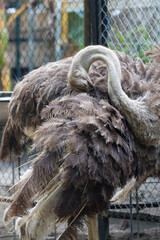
[4,91,159,239]
[1,46,160,240]
[1,47,160,160]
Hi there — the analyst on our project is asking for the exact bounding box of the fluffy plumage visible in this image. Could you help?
[68,46,160,147]
[1,48,159,160]
[4,93,159,239]
[1,46,160,239]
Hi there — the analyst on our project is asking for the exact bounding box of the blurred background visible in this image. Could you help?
[0,0,159,91]
[0,0,160,239]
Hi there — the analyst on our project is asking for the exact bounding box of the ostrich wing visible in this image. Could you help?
[4,93,135,239]
[0,57,72,160]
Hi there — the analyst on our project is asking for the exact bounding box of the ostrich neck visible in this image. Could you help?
[73,46,131,108]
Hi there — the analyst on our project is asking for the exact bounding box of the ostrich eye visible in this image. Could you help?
[74,70,81,77]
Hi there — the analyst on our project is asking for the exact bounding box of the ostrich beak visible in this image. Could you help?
[85,75,93,87]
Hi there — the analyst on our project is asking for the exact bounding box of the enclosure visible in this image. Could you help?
[0,0,160,239]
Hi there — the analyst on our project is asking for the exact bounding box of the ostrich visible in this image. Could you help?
[0,46,157,161]
[3,47,160,239]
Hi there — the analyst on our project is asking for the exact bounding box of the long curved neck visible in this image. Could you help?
[71,46,120,74]
[69,45,131,109]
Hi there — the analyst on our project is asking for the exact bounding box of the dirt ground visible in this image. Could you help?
[109,219,160,240]
[0,202,160,240]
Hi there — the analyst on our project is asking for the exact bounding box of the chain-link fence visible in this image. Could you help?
[98,1,160,239]
[0,0,85,91]
[0,0,160,239]
[95,0,159,58]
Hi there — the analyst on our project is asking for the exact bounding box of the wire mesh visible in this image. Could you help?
[0,0,160,239]
[98,0,160,238]
[0,0,85,91]
[99,0,160,61]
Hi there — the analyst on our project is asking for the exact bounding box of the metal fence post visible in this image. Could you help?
[15,0,21,79]
[12,155,17,240]
[28,0,35,71]
[95,2,111,237]
[98,213,109,240]
[84,0,91,46]
[90,0,99,45]
[136,189,140,239]
[99,0,109,46]
[55,0,62,61]
[130,194,133,240]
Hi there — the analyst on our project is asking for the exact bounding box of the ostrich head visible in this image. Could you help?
[68,65,92,91]
[68,45,160,147]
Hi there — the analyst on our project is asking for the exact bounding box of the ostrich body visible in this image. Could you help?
[0,47,158,160]
[3,46,160,239]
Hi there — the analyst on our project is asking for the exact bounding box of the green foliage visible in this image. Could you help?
[0,10,9,69]
[68,11,84,48]
[108,26,152,63]
[67,12,151,63]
